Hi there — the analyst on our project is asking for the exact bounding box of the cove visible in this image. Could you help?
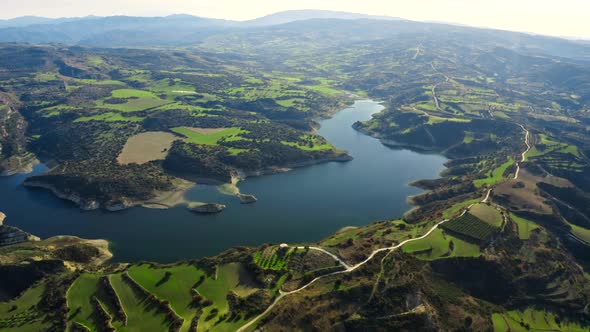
[0,100,447,262]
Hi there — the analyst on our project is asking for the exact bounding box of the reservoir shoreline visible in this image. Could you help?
[0,100,447,263]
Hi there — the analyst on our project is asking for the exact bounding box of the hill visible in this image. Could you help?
[242,9,400,26]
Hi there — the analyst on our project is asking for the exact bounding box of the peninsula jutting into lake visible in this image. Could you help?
[1,6,590,332]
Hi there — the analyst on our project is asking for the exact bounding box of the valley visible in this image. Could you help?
[0,11,590,332]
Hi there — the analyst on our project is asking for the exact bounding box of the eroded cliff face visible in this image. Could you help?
[0,92,36,175]
[0,212,40,247]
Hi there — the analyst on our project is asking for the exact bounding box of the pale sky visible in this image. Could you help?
[0,0,589,39]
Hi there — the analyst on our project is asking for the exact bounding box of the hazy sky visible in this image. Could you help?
[0,0,588,38]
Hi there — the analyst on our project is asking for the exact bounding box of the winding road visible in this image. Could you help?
[430,62,450,111]
[238,219,449,332]
[514,124,531,180]
[238,124,532,332]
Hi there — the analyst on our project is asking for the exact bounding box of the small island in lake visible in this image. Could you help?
[188,202,226,214]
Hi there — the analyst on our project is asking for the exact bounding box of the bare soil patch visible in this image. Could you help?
[117,131,178,165]
[493,169,570,215]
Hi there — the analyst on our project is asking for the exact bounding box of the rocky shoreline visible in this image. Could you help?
[23,154,352,212]
[0,154,39,176]
[0,212,40,247]
[23,180,141,212]
[236,154,353,180]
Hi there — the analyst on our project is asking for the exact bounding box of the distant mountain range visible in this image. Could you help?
[241,10,400,26]
[0,10,400,29]
[0,9,588,61]
[0,10,402,46]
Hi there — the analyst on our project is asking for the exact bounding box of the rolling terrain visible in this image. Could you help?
[0,11,590,331]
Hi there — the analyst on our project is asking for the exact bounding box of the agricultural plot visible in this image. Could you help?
[253,246,293,271]
[469,204,503,227]
[304,82,341,96]
[97,89,170,112]
[109,273,170,332]
[172,127,246,146]
[64,263,263,332]
[442,212,499,242]
[74,112,144,123]
[67,273,102,330]
[492,308,588,332]
[510,213,540,240]
[196,263,258,331]
[281,134,334,151]
[473,157,514,188]
[524,134,587,175]
[148,78,196,95]
[117,131,179,165]
[526,134,580,160]
[402,228,481,260]
[569,222,590,244]
[0,283,49,331]
[127,264,204,331]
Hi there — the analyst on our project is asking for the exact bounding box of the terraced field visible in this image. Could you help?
[252,246,292,271]
[65,263,265,332]
[492,308,588,332]
[0,283,49,331]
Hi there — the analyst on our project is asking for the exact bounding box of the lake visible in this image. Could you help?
[0,100,447,262]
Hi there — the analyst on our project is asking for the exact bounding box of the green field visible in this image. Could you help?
[474,157,514,188]
[196,263,256,331]
[97,89,170,112]
[442,212,498,242]
[148,79,196,95]
[109,273,170,332]
[281,134,334,151]
[510,213,540,240]
[441,199,480,219]
[569,223,590,244]
[62,263,262,332]
[252,246,293,270]
[526,134,580,160]
[74,112,144,123]
[302,78,341,96]
[127,264,204,331]
[171,127,246,145]
[0,283,49,331]
[492,308,588,332]
[402,228,481,260]
[67,273,102,330]
[469,204,503,227]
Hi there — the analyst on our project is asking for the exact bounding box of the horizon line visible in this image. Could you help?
[0,9,588,41]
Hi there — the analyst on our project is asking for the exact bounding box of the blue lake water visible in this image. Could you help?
[0,100,447,262]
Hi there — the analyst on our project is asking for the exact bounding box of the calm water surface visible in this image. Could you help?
[0,100,447,262]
